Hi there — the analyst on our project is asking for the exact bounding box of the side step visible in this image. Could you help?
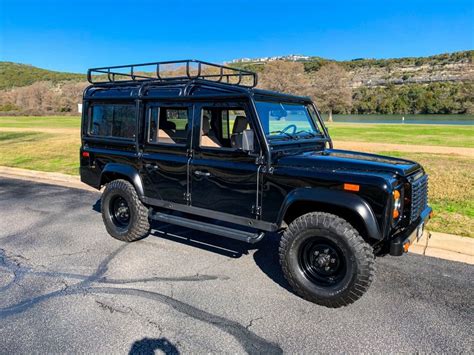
[150,212,265,244]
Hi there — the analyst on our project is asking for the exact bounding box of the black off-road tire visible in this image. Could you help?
[101,179,150,242]
[279,212,375,307]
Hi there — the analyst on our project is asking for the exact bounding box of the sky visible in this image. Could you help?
[0,0,473,73]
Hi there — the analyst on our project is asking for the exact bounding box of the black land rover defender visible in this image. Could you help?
[80,60,431,307]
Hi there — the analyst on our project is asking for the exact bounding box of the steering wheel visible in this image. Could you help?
[281,124,297,135]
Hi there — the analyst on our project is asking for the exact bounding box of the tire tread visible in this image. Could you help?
[279,212,375,308]
[101,179,150,242]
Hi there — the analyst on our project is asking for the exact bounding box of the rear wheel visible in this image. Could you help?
[101,179,150,242]
[279,212,375,307]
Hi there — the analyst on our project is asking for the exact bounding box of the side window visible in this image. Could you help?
[148,107,189,145]
[89,104,136,139]
[200,107,253,150]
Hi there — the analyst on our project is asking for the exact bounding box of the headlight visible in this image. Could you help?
[392,189,401,219]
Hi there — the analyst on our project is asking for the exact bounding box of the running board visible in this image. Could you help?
[150,212,265,244]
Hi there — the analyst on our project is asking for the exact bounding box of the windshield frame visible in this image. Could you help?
[252,98,331,148]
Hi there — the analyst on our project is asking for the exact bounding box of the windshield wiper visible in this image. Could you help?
[269,130,296,140]
[295,130,319,138]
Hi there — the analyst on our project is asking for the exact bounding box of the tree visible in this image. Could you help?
[258,61,310,97]
[0,81,88,115]
[310,63,352,120]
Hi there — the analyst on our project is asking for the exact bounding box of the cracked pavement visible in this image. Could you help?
[0,177,473,353]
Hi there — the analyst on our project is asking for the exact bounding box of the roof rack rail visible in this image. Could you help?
[87,59,258,88]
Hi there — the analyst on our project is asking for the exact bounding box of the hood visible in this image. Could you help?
[275,148,421,177]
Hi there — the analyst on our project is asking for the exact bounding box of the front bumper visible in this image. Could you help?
[389,206,432,256]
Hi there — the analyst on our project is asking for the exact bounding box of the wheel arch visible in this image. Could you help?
[100,163,145,199]
[277,188,382,241]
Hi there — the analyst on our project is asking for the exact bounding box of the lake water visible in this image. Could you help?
[321,114,474,125]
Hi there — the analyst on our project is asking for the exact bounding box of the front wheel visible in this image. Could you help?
[279,212,375,307]
[101,179,150,242]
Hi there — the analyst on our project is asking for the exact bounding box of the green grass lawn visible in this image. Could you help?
[327,123,474,148]
[0,130,79,175]
[0,115,81,129]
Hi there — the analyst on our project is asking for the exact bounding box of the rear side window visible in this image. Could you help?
[148,107,188,145]
[89,104,136,139]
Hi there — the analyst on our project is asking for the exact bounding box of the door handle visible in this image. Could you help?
[194,170,211,177]
[145,163,159,170]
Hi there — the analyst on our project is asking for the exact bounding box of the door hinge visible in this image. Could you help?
[183,192,191,203]
[261,166,274,174]
[252,204,262,217]
[255,156,265,165]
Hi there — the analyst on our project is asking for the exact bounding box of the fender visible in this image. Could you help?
[100,163,145,198]
[276,187,382,240]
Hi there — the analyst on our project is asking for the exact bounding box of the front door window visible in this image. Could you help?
[199,107,255,152]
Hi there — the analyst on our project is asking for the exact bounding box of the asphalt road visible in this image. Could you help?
[0,177,473,354]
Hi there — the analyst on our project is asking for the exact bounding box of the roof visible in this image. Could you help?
[84,81,310,103]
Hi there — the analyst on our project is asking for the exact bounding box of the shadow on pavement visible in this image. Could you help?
[129,337,179,355]
[92,198,294,293]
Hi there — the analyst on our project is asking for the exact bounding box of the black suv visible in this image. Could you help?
[80,60,432,307]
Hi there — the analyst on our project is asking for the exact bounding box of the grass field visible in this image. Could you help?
[0,131,79,175]
[1,115,473,237]
[0,116,80,129]
[326,122,474,148]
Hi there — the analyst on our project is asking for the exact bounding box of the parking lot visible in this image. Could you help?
[0,177,472,353]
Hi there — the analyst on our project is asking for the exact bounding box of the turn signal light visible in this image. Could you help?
[393,190,400,200]
[403,241,411,253]
[344,183,360,192]
[393,209,400,219]
[392,189,401,220]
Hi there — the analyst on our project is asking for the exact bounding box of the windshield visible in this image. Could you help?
[255,101,324,143]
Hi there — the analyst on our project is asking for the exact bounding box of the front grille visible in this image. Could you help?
[410,174,428,224]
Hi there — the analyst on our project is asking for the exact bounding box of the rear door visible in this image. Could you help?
[140,102,192,204]
[189,102,260,218]
[81,101,139,187]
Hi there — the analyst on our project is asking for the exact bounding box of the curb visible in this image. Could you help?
[0,166,97,192]
[1,166,473,265]
[410,231,473,265]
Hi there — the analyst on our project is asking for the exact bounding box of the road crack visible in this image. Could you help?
[1,244,282,353]
[48,249,92,258]
[245,316,263,330]
[95,299,131,314]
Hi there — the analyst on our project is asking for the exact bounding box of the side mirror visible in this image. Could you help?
[242,129,254,152]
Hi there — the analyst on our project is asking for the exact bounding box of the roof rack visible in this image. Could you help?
[87,59,258,88]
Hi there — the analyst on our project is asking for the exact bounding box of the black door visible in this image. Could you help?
[190,102,260,218]
[140,102,192,204]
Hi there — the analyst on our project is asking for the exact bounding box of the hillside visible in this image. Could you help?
[231,50,473,114]
[231,50,474,88]
[0,62,85,90]
[0,51,472,115]
[1,51,472,91]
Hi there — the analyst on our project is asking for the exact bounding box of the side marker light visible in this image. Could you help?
[344,183,360,192]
